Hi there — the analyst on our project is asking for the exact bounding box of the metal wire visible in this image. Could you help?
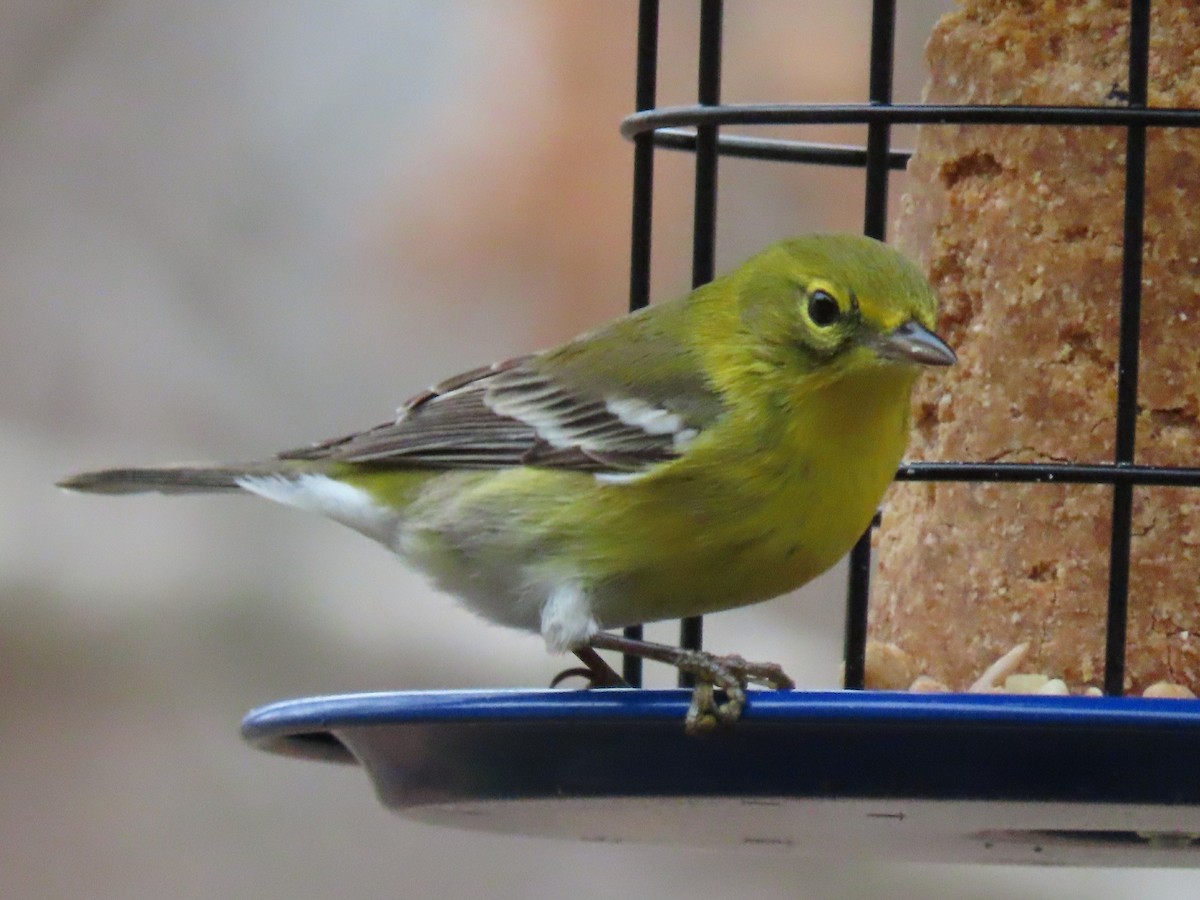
[676,0,723,686]
[647,130,912,168]
[1103,0,1152,696]
[622,102,1200,134]
[899,462,1200,488]
[846,0,898,691]
[621,0,660,689]
[622,0,1194,696]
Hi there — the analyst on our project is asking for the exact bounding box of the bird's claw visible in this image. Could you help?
[583,631,793,734]
[685,682,723,733]
[549,666,598,689]
[715,653,796,691]
[680,651,795,735]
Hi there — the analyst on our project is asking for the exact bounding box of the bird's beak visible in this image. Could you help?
[875,320,957,367]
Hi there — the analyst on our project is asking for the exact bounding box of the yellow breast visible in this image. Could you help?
[564,364,919,628]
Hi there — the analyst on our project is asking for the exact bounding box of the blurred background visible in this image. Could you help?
[6,1,1200,897]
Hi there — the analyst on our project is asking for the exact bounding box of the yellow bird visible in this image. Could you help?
[60,234,954,731]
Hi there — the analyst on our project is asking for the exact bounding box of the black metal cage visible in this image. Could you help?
[618,0,1200,696]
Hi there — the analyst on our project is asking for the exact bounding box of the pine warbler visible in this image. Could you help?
[60,234,954,730]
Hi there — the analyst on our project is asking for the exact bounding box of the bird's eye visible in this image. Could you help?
[807,290,842,327]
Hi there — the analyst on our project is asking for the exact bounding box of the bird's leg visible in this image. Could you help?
[587,631,794,733]
[549,646,629,689]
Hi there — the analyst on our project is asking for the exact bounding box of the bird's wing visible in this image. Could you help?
[278,341,725,474]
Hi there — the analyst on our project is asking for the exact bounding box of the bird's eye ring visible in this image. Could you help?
[807,290,842,327]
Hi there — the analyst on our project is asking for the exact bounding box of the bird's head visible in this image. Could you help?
[735,234,955,385]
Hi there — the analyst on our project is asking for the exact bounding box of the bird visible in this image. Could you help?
[59,233,954,732]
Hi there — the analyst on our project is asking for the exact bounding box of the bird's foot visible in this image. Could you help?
[675,650,796,733]
[586,632,794,735]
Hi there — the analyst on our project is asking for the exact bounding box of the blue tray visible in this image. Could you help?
[242,689,1200,865]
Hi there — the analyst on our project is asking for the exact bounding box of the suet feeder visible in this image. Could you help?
[245,0,1200,865]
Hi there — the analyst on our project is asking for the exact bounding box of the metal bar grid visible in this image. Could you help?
[623,1,1197,695]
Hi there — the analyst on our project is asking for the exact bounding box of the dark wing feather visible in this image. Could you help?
[277,354,711,474]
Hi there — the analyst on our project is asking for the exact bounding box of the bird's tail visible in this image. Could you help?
[57,462,279,495]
